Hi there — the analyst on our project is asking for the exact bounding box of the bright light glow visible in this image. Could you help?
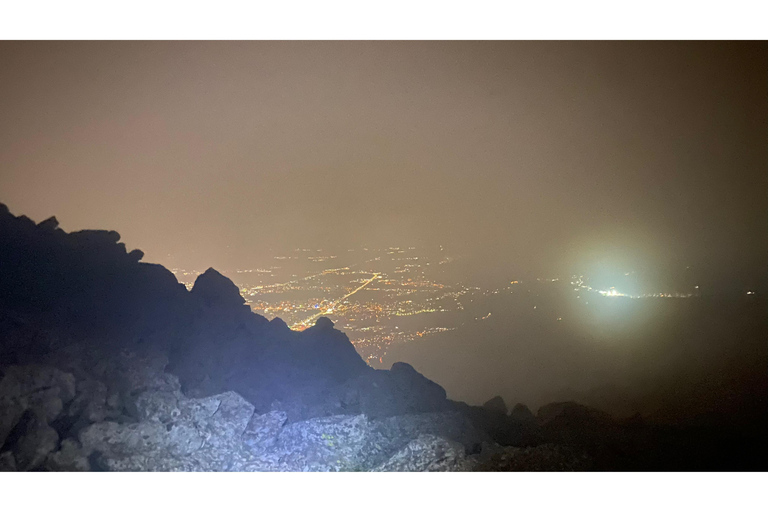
[598,287,625,297]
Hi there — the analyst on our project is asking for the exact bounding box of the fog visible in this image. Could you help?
[1,42,765,283]
[387,284,767,426]
[1,41,766,427]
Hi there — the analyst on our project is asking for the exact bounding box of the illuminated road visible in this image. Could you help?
[290,272,380,329]
[249,267,350,291]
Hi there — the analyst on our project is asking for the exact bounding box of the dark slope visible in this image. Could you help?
[0,203,450,422]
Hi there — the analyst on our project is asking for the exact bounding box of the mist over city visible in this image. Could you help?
[0,40,766,474]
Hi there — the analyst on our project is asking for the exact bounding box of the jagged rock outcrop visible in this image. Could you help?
[510,402,536,425]
[190,268,248,311]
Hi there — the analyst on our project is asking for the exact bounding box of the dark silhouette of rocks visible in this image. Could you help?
[0,202,485,471]
[482,395,508,415]
[190,268,248,310]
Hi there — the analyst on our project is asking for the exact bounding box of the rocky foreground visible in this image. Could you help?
[0,348,597,472]
[1,202,765,471]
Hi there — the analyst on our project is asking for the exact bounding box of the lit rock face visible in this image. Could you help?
[243,411,288,451]
[373,435,474,472]
[272,414,390,472]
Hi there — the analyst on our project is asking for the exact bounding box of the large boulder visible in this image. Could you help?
[78,389,256,471]
[272,414,390,472]
[0,365,76,406]
[371,410,491,453]
[243,411,288,451]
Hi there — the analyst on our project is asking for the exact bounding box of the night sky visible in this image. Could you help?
[1,41,766,285]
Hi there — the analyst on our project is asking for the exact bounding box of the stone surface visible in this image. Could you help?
[0,365,76,404]
[473,443,593,471]
[12,412,59,471]
[482,396,508,416]
[373,435,473,472]
[190,268,246,309]
[203,391,255,450]
[44,438,91,471]
[243,410,288,450]
[68,379,109,423]
[0,399,26,449]
[274,414,390,472]
[0,451,16,471]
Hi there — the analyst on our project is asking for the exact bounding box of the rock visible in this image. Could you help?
[0,399,26,448]
[190,268,246,309]
[314,317,334,330]
[37,216,59,230]
[0,451,16,471]
[203,391,255,450]
[373,435,473,472]
[135,390,183,423]
[67,379,109,423]
[482,396,508,416]
[372,411,491,453]
[0,365,76,404]
[243,410,288,451]
[473,443,593,471]
[26,390,64,423]
[346,364,450,419]
[79,421,172,458]
[274,414,390,471]
[388,362,447,409]
[177,394,221,424]
[76,390,256,470]
[44,438,91,471]
[11,411,59,471]
[128,249,144,262]
[0,365,75,448]
[510,403,536,424]
[269,317,289,331]
[79,418,205,460]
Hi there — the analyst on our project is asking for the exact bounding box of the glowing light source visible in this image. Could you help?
[598,287,625,297]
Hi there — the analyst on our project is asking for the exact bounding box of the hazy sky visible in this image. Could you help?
[1,41,765,281]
